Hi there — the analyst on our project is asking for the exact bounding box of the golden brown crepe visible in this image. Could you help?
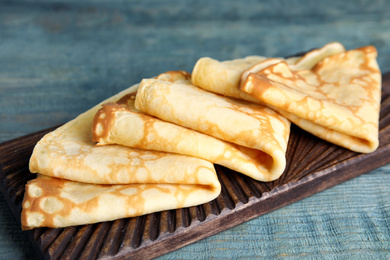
[92,76,281,181]
[192,42,381,153]
[23,82,221,229]
[134,77,291,181]
[22,174,218,229]
[240,45,381,153]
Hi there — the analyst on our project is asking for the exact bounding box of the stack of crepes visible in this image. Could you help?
[22,42,381,229]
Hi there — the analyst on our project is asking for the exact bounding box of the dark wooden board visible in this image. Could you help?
[1,72,390,260]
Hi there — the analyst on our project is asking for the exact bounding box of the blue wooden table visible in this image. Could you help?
[1,1,390,259]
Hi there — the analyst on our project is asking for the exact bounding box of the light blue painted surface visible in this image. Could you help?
[0,1,389,259]
[157,165,390,259]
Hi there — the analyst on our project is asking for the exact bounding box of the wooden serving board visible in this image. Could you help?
[1,73,390,260]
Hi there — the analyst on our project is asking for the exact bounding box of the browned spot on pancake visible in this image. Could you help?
[243,73,273,97]
[92,103,130,144]
[22,177,68,229]
[116,91,138,107]
[154,70,191,82]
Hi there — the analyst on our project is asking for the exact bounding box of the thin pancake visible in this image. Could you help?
[240,45,381,153]
[135,78,291,181]
[92,74,283,181]
[24,81,221,229]
[22,174,219,229]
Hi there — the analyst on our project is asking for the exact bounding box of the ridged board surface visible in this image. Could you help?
[0,73,389,260]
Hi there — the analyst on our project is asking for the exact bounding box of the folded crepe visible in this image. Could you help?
[192,42,381,153]
[92,71,285,182]
[240,44,381,153]
[192,42,345,103]
[134,77,291,182]
[22,174,219,229]
[23,82,221,229]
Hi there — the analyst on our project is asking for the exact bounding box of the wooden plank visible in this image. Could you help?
[0,72,389,259]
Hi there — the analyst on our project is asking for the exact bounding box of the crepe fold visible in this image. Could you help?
[92,77,280,181]
[22,175,218,229]
[134,75,291,182]
[240,44,381,153]
[23,83,220,229]
[192,42,382,153]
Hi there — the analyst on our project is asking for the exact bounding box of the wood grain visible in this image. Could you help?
[0,73,389,260]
